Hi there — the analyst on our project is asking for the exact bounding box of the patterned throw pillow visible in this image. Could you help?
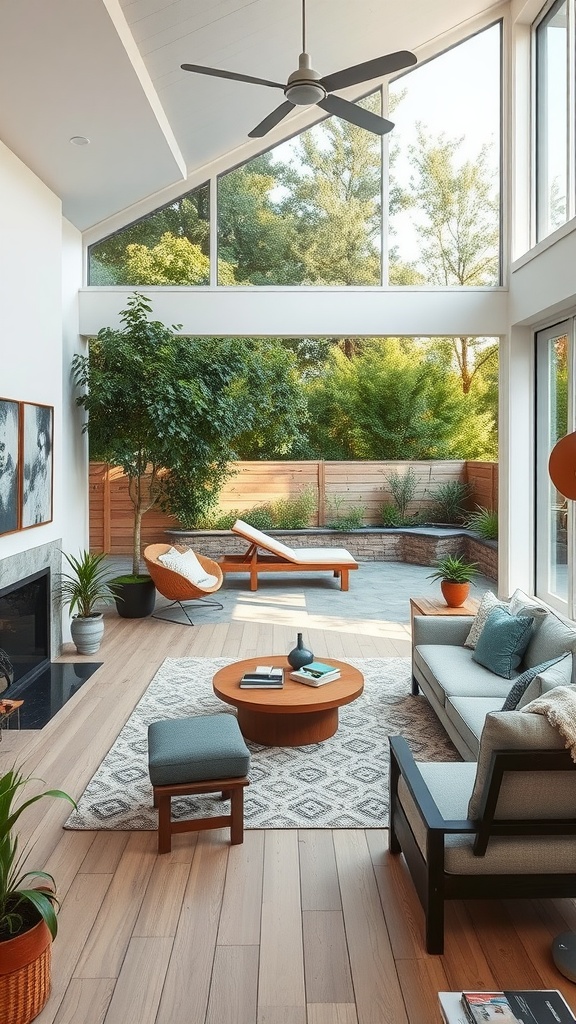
[472,606,535,679]
[501,655,565,711]
[464,590,505,649]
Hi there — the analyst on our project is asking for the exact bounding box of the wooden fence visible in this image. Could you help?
[90,460,498,556]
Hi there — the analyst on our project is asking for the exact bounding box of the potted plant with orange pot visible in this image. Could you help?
[426,554,480,608]
[0,767,75,1024]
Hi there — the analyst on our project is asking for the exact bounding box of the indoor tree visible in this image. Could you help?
[72,292,306,576]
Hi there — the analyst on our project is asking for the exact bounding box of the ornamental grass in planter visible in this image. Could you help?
[0,767,75,1024]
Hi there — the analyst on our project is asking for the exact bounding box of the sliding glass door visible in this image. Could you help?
[535,320,572,612]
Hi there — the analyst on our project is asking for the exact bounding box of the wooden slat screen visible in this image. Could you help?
[89,459,497,555]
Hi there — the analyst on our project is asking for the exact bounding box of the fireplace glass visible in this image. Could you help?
[0,568,101,728]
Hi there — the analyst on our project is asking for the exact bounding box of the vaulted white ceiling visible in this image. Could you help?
[0,0,506,233]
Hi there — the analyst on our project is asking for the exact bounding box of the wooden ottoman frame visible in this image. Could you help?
[152,775,249,853]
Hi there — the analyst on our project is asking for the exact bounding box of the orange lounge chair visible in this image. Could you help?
[219,519,359,592]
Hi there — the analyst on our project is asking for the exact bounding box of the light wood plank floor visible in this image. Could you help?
[2,587,576,1024]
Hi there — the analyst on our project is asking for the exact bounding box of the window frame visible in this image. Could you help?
[533,0,575,242]
[535,318,575,615]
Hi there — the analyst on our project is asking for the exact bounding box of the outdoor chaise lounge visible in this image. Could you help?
[219,519,359,592]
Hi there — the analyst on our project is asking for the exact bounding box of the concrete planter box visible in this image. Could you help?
[166,526,498,581]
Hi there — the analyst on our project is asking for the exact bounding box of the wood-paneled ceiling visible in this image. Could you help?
[0,0,506,232]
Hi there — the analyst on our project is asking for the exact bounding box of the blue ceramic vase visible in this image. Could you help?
[287,632,314,669]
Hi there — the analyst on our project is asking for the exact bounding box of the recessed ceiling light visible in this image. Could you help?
[69,136,90,146]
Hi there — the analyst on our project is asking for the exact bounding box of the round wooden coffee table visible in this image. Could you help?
[213,656,364,746]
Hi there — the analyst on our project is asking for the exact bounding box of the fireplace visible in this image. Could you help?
[0,566,101,729]
[0,568,50,685]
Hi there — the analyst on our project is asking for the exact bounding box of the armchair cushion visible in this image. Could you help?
[467,710,572,819]
[472,607,534,678]
[398,766,576,874]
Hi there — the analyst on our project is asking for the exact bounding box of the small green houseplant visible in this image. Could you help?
[0,767,75,1024]
[59,550,120,654]
[426,554,480,607]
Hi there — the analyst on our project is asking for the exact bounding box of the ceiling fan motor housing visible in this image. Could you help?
[284,52,326,105]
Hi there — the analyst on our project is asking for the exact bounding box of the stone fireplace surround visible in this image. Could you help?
[0,539,63,659]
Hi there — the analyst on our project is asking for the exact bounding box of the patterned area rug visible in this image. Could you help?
[65,656,460,830]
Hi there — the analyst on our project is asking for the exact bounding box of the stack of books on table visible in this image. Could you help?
[290,661,340,686]
[439,990,576,1024]
[239,666,284,689]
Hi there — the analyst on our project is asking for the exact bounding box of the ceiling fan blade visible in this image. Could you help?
[248,100,296,138]
[181,63,285,90]
[318,95,394,135]
[320,50,417,93]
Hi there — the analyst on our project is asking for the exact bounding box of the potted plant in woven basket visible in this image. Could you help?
[0,767,75,1024]
[426,554,480,608]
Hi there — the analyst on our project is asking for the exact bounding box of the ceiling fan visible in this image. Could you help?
[181,0,417,139]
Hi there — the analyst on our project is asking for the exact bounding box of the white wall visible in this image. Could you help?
[510,223,576,328]
[0,140,85,644]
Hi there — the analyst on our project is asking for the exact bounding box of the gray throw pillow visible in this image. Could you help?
[501,655,565,711]
[517,653,574,708]
[472,606,534,679]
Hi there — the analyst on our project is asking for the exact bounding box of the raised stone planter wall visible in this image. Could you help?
[166,527,498,581]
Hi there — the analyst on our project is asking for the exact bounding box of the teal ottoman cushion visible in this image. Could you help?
[148,714,250,786]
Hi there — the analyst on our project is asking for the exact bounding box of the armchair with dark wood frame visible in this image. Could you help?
[389,721,576,954]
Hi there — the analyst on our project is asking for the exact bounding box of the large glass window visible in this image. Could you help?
[217,93,382,286]
[388,23,501,286]
[536,322,571,610]
[88,183,210,285]
[535,0,569,241]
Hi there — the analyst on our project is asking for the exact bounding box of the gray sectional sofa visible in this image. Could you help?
[411,593,576,760]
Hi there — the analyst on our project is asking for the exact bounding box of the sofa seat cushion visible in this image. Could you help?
[398,763,576,874]
[414,645,514,707]
[445,696,504,754]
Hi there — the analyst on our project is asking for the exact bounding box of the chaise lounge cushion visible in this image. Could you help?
[232,520,357,565]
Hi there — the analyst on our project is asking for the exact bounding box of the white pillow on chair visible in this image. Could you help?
[158,547,217,587]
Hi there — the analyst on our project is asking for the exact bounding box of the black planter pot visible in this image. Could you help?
[113,577,156,619]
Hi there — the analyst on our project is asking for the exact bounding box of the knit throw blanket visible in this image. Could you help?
[522,685,576,763]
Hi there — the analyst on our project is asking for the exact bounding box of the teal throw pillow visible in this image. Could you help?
[472,606,534,679]
[501,655,564,710]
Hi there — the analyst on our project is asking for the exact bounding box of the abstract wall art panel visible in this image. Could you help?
[0,399,20,535]
[22,402,53,528]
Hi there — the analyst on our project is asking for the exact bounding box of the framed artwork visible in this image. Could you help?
[21,402,53,529]
[0,399,20,536]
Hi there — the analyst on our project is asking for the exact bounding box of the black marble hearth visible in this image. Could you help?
[6,661,102,729]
